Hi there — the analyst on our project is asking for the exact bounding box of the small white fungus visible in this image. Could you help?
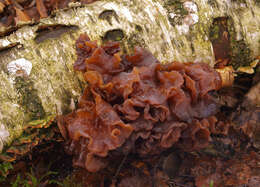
[7,58,32,77]
[0,124,10,152]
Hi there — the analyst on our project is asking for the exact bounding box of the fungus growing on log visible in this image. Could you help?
[59,34,225,172]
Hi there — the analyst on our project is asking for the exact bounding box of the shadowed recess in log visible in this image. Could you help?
[58,33,225,172]
[35,25,79,43]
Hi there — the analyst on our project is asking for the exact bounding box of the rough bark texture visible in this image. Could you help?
[0,0,259,152]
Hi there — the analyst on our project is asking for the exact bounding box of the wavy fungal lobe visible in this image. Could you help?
[59,34,223,172]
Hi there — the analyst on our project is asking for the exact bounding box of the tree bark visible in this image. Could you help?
[0,0,259,152]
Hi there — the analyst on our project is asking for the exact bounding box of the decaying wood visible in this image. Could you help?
[0,0,259,153]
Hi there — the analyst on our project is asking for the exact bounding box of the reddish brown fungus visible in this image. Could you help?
[59,34,224,172]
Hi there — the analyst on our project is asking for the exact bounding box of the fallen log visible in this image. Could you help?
[0,0,259,154]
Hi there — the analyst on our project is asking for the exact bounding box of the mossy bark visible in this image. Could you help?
[0,0,259,152]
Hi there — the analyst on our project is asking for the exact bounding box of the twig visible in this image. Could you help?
[113,153,128,180]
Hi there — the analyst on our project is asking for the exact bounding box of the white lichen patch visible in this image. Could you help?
[183,13,199,26]
[1,39,11,47]
[169,12,177,19]
[176,24,190,35]
[121,6,133,22]
[176,1,199,34]
[7,58,32,77]
[0,124,10,152]
[183,1,198,13]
